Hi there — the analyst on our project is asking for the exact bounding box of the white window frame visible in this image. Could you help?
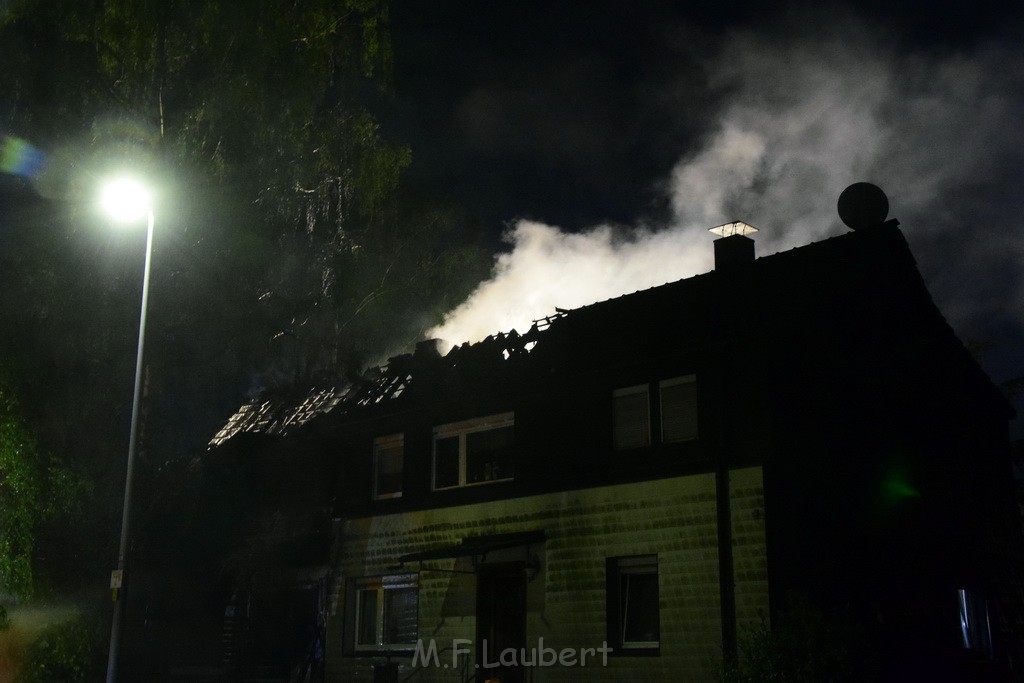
[372,433,404,500]
[659,374,698,443]
[353,574,419,652]
[432,412,515,490]
[611,555,660,650]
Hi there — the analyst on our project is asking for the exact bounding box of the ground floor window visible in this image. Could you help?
[606,555,660,652]
[346,574,418,652]
[957,588,992,658]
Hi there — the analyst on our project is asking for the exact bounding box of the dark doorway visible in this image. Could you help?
[476,562,526,683]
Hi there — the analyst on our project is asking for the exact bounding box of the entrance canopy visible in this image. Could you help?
[397,530,546,564]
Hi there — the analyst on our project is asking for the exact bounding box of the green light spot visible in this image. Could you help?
[882,471,919,500]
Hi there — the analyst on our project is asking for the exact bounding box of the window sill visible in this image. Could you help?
[432,477,514,492]
[350,645,417,656]
[609,645,660,657]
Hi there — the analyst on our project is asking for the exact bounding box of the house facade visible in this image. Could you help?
[209,218,1019,681]
[331,467,768,682]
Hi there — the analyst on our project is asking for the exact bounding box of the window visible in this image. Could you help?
[660,375,698,442]
[607,555,660,652]
[613,385,650,450]
[373,434,403,500]
[433,413,514,490]
[613,375,698,450]
[957,588,993,658]
[349,575,419,652]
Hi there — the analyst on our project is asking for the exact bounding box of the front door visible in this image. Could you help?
[476,562,526,683]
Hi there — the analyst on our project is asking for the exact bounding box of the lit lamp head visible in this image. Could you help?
[100,177,152,224]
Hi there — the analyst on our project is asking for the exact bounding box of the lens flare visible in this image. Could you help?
[0,135,45,178]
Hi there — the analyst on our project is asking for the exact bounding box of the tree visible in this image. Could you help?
[0,378,39,600]
[0,0,490,463]
[0,0,438,383]
[0,2,493,673]
[0,371,88,600]
[0,3,490,673]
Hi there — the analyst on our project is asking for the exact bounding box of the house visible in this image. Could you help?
[206,206,1019,682]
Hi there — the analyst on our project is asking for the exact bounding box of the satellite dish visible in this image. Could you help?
[837,182,889,230]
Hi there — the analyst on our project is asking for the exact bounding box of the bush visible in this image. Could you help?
[0,604,9,630]
[722,602,880,683]
[19,615,103,683]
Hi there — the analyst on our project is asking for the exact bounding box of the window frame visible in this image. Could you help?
[659,374,698,443]
[432,412,515,490]
[613,375,699,450]
[606,554,660,654]
[612,384,651,450]
[957,588,993,658]
[350,574,419,653]
[372,433,404,500]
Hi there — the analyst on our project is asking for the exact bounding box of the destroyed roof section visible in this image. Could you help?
[208,387,352,447]
[208,326,547,447]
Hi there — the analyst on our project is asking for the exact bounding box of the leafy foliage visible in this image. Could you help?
[0,0,488,462]
[721,602,882,683]
[0,0,445,383]
[19,614,104,683]
[0,1,490,672]
[0,384,38,599]
[0,373,89,600]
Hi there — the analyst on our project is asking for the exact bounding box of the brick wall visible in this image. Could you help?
[327,467,766,682]
[730,467,771,640]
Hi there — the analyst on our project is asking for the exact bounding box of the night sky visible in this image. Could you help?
[389,0,1022,228]
[384,0,1024,435]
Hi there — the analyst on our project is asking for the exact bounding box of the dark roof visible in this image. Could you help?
[209,222,1013,447]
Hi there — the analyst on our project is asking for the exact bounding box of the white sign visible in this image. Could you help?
[110,569,123,589]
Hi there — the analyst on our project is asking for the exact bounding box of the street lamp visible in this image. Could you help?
[100,176,154,683]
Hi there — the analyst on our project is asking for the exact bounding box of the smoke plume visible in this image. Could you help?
[430,12,1024,347]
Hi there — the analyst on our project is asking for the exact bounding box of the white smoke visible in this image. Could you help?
[430,14,1024,346]
[429,221,712,344]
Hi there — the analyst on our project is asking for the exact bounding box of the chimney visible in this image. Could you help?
[709,221,758,271]
[415,338,444,358]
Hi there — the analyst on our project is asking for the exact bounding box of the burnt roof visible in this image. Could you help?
[209,222,1013,447]
[208,326,547,447]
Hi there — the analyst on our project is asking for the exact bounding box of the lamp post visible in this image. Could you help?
[100,177,154,683]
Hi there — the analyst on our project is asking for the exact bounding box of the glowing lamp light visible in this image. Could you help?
[100,177,152,223]
[709,220,758,237]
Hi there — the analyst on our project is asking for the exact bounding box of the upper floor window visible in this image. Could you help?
[613,375,697,450]
[660,375,698,442]
[613,385,650,449]
[373,433,403,500]
[433,412,514,490]
[349,574,419,652]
